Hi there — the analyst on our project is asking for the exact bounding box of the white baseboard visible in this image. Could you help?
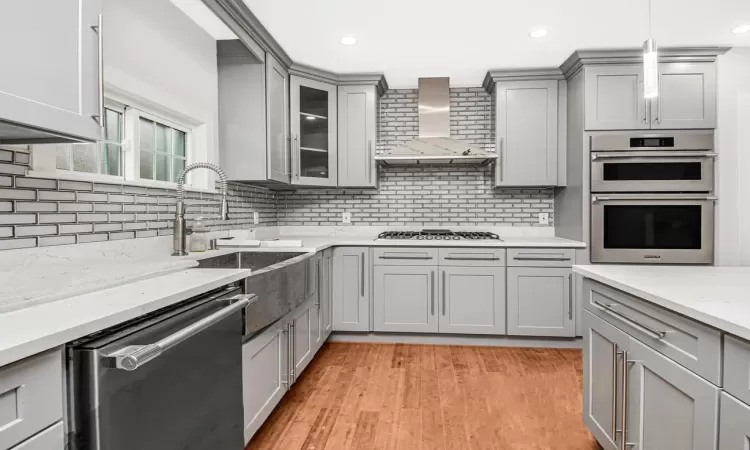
[328,332,582,349]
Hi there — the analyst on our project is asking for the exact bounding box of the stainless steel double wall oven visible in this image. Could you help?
[590,130,717,264]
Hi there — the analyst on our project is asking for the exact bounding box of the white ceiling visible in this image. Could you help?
[242,0,750,87]
[171,0,237,40]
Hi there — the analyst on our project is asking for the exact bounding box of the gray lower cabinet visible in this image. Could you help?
[373,265,438,333]
[719,393,750,450]
[507,267,574,337]
[266,54,290,183]
[584,65,649,131]
[338,85,378,188]
[332,247,370,332]
[653,62,716,129]
[493,80,559,186]
[242,322,288,443]
[439,266,505,335]
[292,299,315,378]
[625,337,719,450]
[583,310,629,450]
[0,0,102,142]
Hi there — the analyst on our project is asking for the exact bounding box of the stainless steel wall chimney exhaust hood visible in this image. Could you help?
[374,77,497,166]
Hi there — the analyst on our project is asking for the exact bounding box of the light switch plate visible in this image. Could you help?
[253,212,259,224]
[538,212,550,225]
[342,212,352,224]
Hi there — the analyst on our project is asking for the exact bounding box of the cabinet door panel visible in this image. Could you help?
[373,266,438,333]
[439,266,505,335]
[585,65,649,130]
[719,393,750,450]
[321,251,333,340]
[652,62,716,129]
[583,311,630,450]
[338,85,377,188]
[495,80,558,186]
[626,337,719,450]
[242,326,287,443]
[0,0,101,141]
[266,55,289,183]
[507,267,574,336]
[292,302,313,378]
[333,248,370,331]
[290,76,337,186]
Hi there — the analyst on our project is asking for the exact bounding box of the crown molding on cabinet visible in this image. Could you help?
[289,63,389,95]
[560,46,731,79]
[482,68,565,93]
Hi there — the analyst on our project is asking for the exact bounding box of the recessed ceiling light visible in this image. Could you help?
[340,36,357,45]
[529,28,548,38]
[733,24,750,34]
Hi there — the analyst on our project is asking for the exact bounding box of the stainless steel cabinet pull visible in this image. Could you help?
[431,271,435,316]
[513,256,571,261]
[444,257,500,261]
[315,260,321,308]
[568,274,573,320]
[620,351,629,450]
[107,296,253,371]
[596,302,668,340]
[498,137,504,181]
[378,256,433,260]
[592,195,718,202]
[643,99,648,124]
[360,252,365,297]
[295,135,301,179]
[91,14,104,126]
[592,151,718,160]
[611,343,618,440]
[442,271,446,316]
[368,140,373,183]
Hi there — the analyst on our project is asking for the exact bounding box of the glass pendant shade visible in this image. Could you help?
[643,38,659,99]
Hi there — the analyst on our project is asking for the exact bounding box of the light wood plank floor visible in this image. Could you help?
[247,342,602,450]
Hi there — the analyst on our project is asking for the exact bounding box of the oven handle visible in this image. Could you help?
[592,151,717,160]
[106,295,255,371]
[592,195,718,202]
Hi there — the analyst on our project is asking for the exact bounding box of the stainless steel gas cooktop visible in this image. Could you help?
[376,229,501,241]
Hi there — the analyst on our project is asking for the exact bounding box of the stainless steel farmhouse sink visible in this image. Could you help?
[196,251,315,339]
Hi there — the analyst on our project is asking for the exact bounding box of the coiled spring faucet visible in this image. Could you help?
[172,162,229,256]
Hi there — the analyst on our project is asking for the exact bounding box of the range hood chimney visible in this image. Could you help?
[374,77,497,165]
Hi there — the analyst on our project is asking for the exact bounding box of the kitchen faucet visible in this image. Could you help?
[172,162,229,256]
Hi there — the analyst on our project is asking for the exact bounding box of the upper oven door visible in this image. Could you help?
[591,151,716,193]
[590,194,716,264]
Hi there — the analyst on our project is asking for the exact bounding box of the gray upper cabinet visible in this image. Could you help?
[583,311,629,450]
[494,80,559,186]
[338,85,378,188]
[0,0,103,143]
[266,55,290,183]
[719,393,750,450]
[625,337,719,450]
[439,266,505,335]
[332,247,370,332]
[290,76,338,186]
[585,65,649,131]
[507,267,574,337]
[373,265,438,333]
[652,62,716,129]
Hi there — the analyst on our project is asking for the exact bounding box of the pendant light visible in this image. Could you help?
[643,0,658,98]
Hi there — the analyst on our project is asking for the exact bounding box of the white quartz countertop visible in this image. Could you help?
[0,231,584,367]
[573,265,750,341]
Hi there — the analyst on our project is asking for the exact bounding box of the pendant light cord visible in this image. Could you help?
[648,0,652,35]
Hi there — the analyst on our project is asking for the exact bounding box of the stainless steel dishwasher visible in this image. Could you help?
[66,285,255,450]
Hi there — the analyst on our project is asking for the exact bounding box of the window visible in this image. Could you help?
[135,114,188,183]
[55,105,125,176]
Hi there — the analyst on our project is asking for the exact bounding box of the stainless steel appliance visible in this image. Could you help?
[590,131,716,193]
[67,286,253,450]
[377,229,501,240]
[590,131,717,265]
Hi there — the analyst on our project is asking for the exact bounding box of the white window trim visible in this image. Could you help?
[30,89,216,192]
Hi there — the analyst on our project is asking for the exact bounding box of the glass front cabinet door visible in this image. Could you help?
[290,76,338,186]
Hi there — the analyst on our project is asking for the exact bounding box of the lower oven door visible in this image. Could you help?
[591,151,716,193]
[591,194,716,264]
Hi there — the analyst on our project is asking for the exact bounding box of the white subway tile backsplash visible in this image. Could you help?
[0,202,11,212]
[59,224,94,234]
[94,223,122,232]
[59,203,94,213]
[76,233,108,243]
[15,225,57,237]
[0,188,35,200]
[38,191,74,201]
[0,238,36,250]
[0,163,27,175]
[38,213,77,224]
[0,214,36,225]
[58,180,93,191]
[15,202,57,212]
[38,235,76,247]
[15,178,56,189]
[0,227,12,238]
[77,192,108,202]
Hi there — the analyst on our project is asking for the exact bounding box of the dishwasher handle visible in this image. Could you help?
[108,294,255,371]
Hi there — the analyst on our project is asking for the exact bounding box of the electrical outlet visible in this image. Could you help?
[253,212,259,225]
[538,212,550,225]
[342,212,352,224]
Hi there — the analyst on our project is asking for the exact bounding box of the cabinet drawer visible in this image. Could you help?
[507,248,574,267]
[9,422,63,450]
[373,247,438,266]
[583,279,721,385]
[724,335,750,405]
[438,248,505,266]
[0,350,63,450]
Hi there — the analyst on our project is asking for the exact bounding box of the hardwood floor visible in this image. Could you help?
[247,342,602,450]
